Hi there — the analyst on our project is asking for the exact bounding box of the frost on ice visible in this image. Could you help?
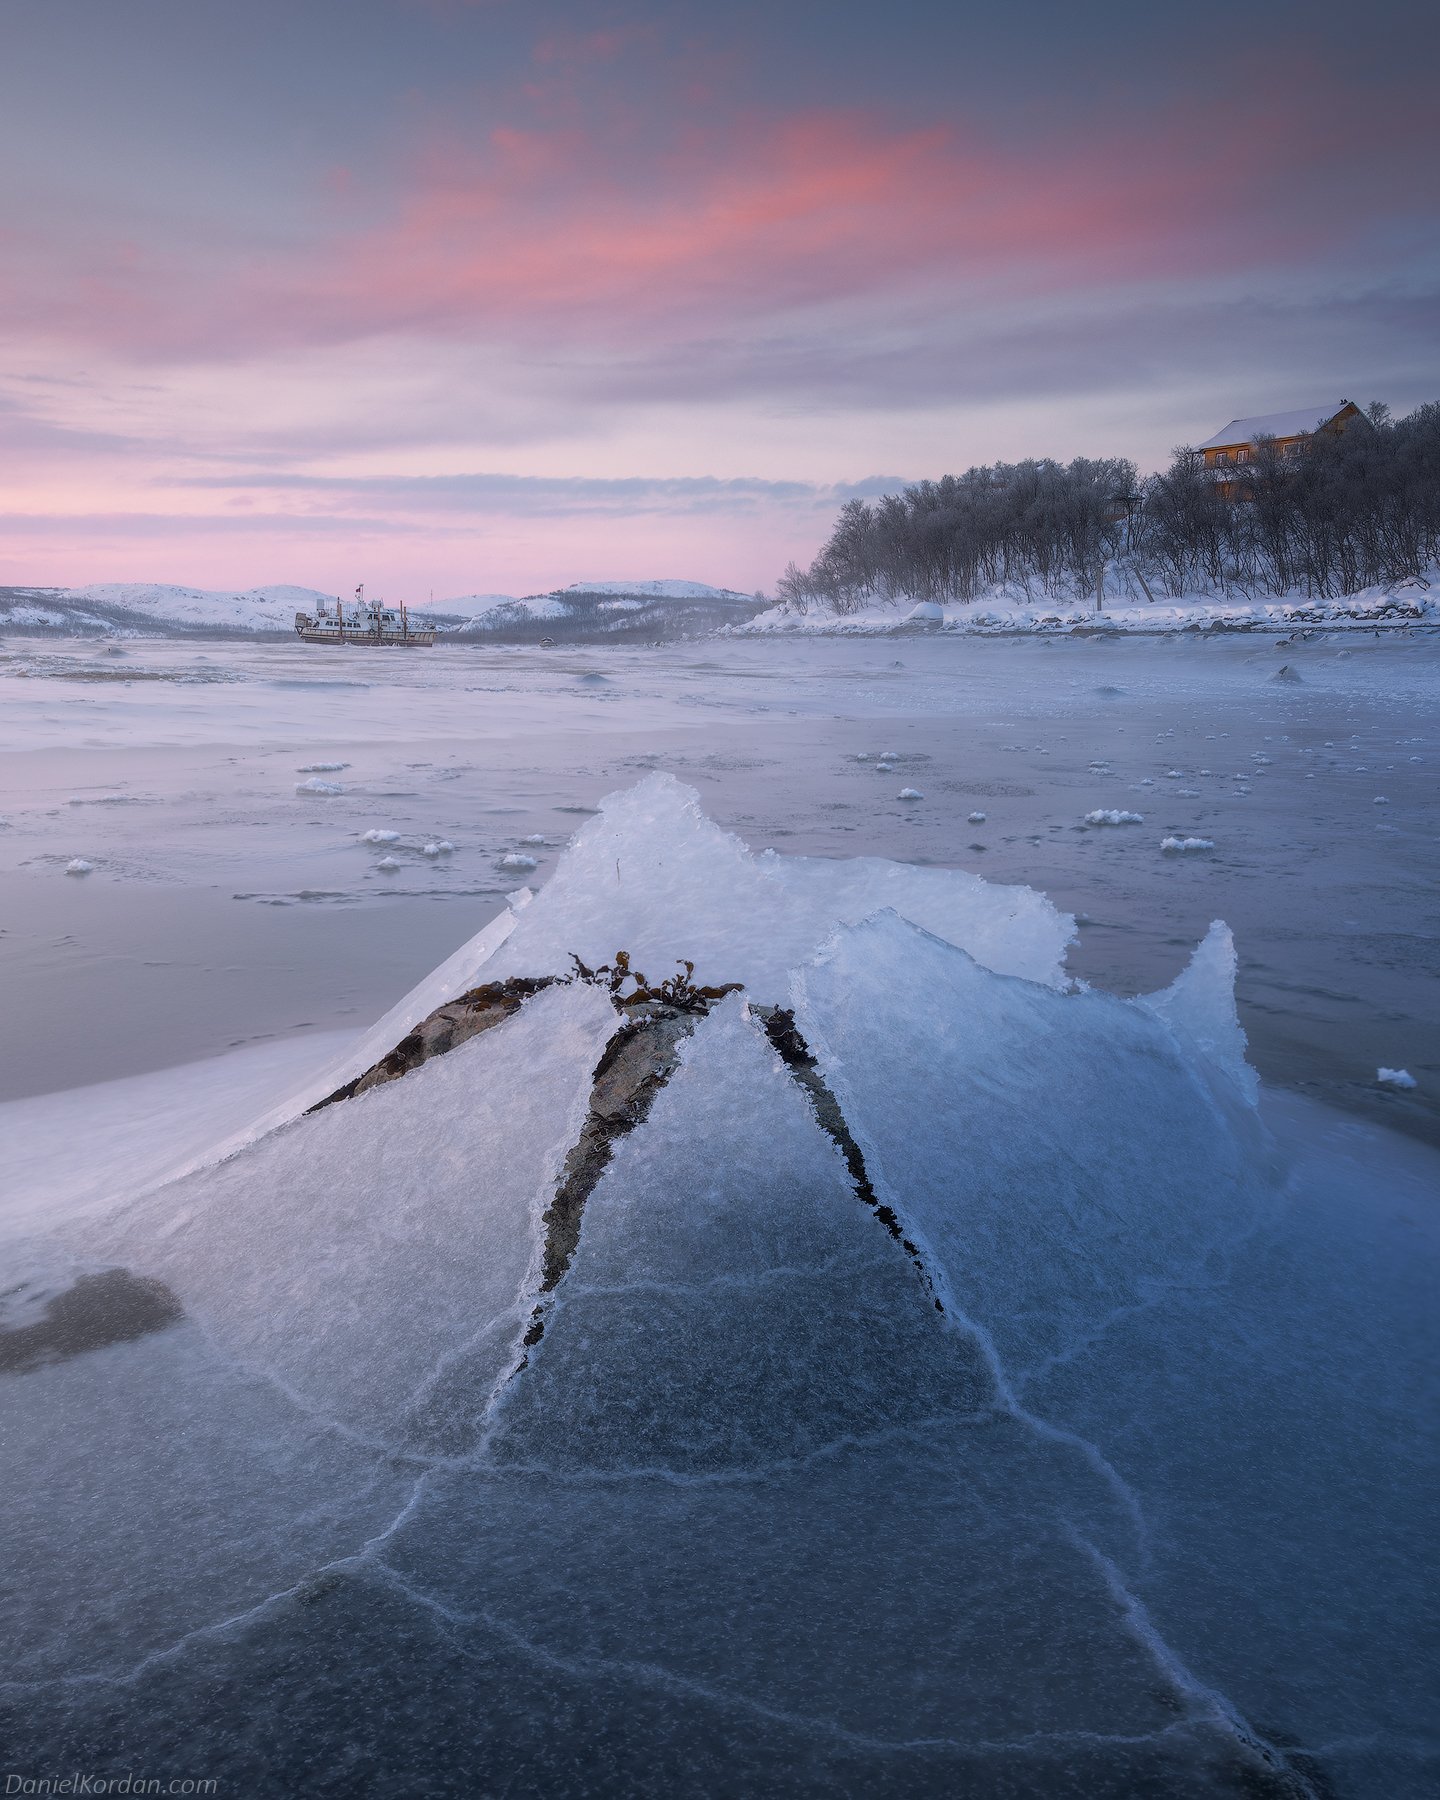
[1,774,1434,1798]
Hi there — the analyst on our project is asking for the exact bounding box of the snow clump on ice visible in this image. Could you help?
[1377,1067,1417,1089]
[375,856,401,872]
[296,762,348,774]
[296,777,344,795]
[898,787,924,800]
[1161,836,1215,854]
[968,811,987,824]
[64,858,93,875]
[500,852,539,871]
[360,829,400,844]
[1085,809,1143,826]
[421,841,454,858]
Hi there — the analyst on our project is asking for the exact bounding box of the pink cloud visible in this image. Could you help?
[4,59,1433,365]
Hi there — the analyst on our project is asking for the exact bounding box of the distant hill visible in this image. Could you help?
[426,582,764,642]
[0,580,766,642]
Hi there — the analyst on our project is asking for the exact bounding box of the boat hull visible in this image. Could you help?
[295,627,436,646]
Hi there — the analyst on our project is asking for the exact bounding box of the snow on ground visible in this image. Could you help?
[739,573,1440,636]
[69,582,337,632]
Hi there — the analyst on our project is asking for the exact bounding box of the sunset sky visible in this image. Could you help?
[2,0,1437,600]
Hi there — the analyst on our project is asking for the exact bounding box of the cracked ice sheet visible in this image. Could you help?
[481,772,1073,996]
[370,1001,1265,1781]
[0,982,614,1689]
[795,910,1440,1799]
[99,979,616,1443]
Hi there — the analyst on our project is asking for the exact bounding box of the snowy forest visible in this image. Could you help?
[777,401,1440,609]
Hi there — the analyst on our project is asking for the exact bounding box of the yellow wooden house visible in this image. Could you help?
[1197,401,1365,497]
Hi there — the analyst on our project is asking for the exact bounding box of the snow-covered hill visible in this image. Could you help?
[0,579,763,641]
[429,581,761,641]
[0,583,340,638]
[2,579,763,644]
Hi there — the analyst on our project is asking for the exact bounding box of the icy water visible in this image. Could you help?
[1,736,1436,1798]
[1,630,1434,1137]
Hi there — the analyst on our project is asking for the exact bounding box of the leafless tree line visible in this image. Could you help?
[777,401,1440,611]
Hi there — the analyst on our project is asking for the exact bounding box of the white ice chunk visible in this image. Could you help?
[296,761,349,773]
[480,774,1073,996]
[897,786,924,799]
[1377,1067,1417,1089]
[63,858,93,875]
[968,811,987,823]
[421,839,454,857]
[360,828,401,844]
[1137,921,1258,1107]
[500,852,538,870]
[295,776,344,795]
[375,855,400,871]
[1161,836,1214,853]
[1084,809,1143,826]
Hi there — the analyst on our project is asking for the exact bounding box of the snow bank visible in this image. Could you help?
[735,571,1440,637]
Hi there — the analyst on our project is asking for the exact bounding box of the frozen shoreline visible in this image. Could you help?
[737,576,1438,637]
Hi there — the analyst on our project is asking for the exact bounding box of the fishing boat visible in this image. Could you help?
[294,585,436,647]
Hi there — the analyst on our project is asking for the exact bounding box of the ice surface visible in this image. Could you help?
[794,910,1265,1395]
[794,910,1438,1796]
[482,773,1073,995]
[2,764,1435,1793]
[0,1031,353,1241]
[98,980,614,1441]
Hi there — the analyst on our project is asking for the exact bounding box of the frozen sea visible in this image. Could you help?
[1,631,1438,1799]
[1,630,1434,1138]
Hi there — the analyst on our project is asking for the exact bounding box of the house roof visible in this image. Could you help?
[1197,404,1350,451]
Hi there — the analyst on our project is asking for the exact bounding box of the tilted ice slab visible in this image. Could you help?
[482,771,1073,994]
[376,998,1262,1777]
[2,776,1434,1796]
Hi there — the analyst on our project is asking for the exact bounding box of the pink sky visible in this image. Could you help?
[1,0,1436,599]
